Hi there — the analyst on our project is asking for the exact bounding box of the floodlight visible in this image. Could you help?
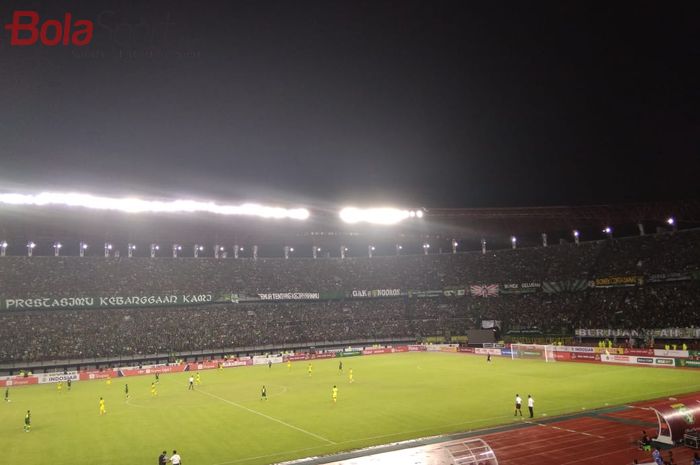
[339,207,423,225]
[290,247,294,252]
[667,217,675,226]
[53,242,62,257]
[416,210,424,218]
[573,230,580,245]
[150,243,159,258]
[573,230,579,237]
[80,241,88,257]
[0,191,310,220]
[0,241,7,257]
[27,241,36,257]
[511,236,517,249]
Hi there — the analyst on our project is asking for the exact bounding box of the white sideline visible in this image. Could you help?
[197,388,336,445]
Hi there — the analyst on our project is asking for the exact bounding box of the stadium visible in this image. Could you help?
[1,195,700,465]
[2,2,699,465]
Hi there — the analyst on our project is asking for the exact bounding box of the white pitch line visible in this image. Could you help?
[197,389,336,445]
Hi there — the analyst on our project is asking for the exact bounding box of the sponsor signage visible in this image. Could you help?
[570,353,598,361]
[676,359,700,368]
[362,348,393,355]
[623,348,655,356]
[654,349,689,358]
[253,356,283,365]
[37,372,79,384]
[0,376,39,387]
[474,348,502,356]
[637,357,654,364]
[654,358,675,366]
[336,350,362,357]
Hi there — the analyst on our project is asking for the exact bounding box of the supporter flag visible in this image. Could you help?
[542,280,589,293]
[469,284,499,297]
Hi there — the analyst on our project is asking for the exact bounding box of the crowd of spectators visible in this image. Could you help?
[0,229,697,363]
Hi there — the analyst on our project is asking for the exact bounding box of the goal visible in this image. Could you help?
[510,343,556,362]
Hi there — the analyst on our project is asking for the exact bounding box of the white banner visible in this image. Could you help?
[253,355,284,365]
[653,349,689,358]
[475,348,502,356]
[37,372,80,384]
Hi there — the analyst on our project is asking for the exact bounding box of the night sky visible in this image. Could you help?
[0,1,698,209]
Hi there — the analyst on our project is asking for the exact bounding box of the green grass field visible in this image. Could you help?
[3,353,700,465]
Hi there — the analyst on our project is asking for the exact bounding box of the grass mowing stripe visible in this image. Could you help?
[197,388,336,445]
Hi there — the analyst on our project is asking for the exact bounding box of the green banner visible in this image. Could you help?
[1,293,231,311]
[500,282,541,294]
[542,280,589,293]
[676,359,700,368]
[336,351,362,357]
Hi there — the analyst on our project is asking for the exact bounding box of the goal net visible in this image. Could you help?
[510,344,556,362]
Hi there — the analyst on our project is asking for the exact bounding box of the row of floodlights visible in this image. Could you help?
[0,217,678,257]
[0,192,426,225]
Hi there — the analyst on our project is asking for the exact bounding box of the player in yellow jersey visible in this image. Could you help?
[57,381,63,393]
[106,377,112,386]
[150,382,157,397]
[99,397,106,415]
[307,363,313,377]
[195,372,201,385]
[332,385,338,404]
[348,368,354,384]
[287,360,292,371]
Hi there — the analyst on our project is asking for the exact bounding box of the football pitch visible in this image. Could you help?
[3,353,700,465]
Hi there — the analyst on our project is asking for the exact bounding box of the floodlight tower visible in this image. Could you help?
[511,236,517,249]
[194,244,203,258]
[214,245,224,259]
[233,244,239,259]
[395,244,402,256]
[541,233,547,247]
[128,243,136,258]
[481,238,487,254]
[53,242,62,257]
[667,217,677,231]
[422,242,430,255]
[637,223,645,236]
[80,241,88,257]
[368,245,375,258]
[0,241,7,257]
[573,230,580,245]
[312,245,319,259]
[104,242,112,258]
[173,244,182,258]
[451,240,458,254]
[150,243,159,258]
[284,246,290,259]
[252,245,258,260]
[603,226,613,239]
[340,246,347,259]
[27,241,36,257]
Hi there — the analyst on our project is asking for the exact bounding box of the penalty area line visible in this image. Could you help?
[196,389,336,445]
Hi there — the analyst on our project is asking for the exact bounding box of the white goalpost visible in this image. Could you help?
[510,343,556,362]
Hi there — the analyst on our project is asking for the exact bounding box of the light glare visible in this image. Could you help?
[339,207,421,225]
[0,191,310,221]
